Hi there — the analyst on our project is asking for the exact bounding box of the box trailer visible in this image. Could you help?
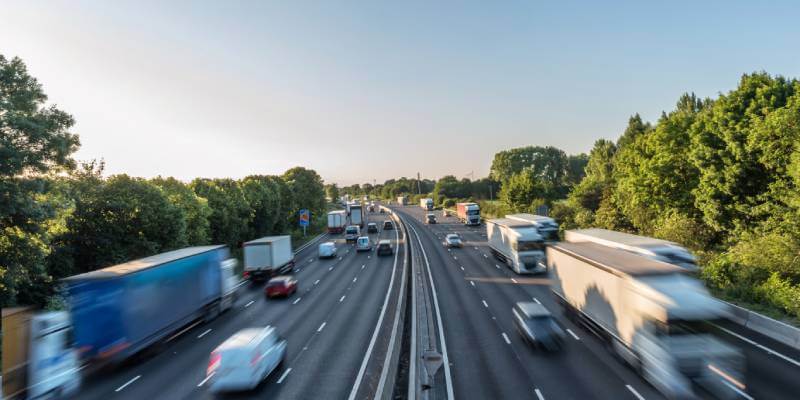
[419,198,433,211]
[349,204,364,228]
[456,202,481,226]
[243,236,294,281]
[485,218,546,274]
[548,241,745,399]
[327,210,347,234]
[63,246,237,364]
[505,213,559,242]
[565,228,697,272]
[396,196,408,205]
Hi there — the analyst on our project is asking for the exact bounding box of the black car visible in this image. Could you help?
[425,214,437,224]
[379,208,385,214]
[512,302,565,351]
[383,220,394,230]
[376,240,393,256]
[367,222,378,233]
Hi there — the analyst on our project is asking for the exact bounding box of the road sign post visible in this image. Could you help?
[299,209,310,237]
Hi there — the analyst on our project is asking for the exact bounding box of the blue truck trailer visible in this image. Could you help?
[63,245,239,363]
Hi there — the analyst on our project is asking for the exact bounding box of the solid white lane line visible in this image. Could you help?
[625,385,645,400]
[318,322,327,332]
[293,297,301,304]
[340,295,346,302]
[470,281,475,287]
[197,329,212,339]
[502,333,511,344]
[277,368,292,384]
[314,279,320,285]
[115,375,141,392]
[535,388,545,400]
[482,300,488,308]
[566,329,580,340]
[197,372,214,387]
[511,278,518,284]
[533,297,541,304]
[721,381,753,400]
[245,300,254,308]
[408,223,455,400]
[713,323,800,367]
[349,214,401,400]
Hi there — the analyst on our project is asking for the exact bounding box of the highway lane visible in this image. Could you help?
[72,209,405,400]
[398,205,660,400]
[399,205,800,400]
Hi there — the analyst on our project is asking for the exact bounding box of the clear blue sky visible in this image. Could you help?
[2,1,798,185]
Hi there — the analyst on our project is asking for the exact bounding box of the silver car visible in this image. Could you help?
[207,326,287,393]
[444,233,463,248]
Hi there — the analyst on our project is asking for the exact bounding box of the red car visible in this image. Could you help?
[265,276,297,298]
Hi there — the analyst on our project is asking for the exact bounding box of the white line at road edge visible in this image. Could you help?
[625,385,645,400]
[277,368,292,384]
[348,213,401,400]
[502,333,511,344]
[408,223,455,400]
[115,375,141,392]
[534,388,545,400]
[713,323,800,368]
[197,372,214,387]
[197,329,212,339]
[566,329,580,340]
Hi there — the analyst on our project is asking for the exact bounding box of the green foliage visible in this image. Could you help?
[325,183,340,202]
[151,176,211,245]
[240,175,288,238]
[69,174,186,273]
[191,178,251,248]
[283,166,325,219]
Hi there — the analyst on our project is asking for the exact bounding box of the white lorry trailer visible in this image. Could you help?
[2,308,80,399]
[243,236,295,281]
[565,228,698,272]
[505,213,559,242]
[419,198,434,211]
[397,196,408,205]
[349,203,364,228]
[327,210,347,234]
[548,241,745,399]
[486,218,546,274]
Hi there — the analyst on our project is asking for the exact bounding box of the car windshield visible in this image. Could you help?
[346,228,357,234]
[538,228,559,242]
[358,238,369,245]
[527,316,560,334]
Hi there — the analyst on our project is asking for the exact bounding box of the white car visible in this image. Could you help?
[207,326,287,393]
[355,236,372,252]
[318,241,337,259]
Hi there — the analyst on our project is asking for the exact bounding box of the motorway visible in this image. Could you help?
[393,204,800,400]
[72,209,406,400]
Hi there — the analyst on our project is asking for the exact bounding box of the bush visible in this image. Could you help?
[442,198,456,208]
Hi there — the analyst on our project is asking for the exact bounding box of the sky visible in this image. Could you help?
[2,1,799,186]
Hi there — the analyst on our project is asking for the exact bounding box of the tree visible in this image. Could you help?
[1,55,80,307]
[568,139,616,212]
[240,175,282,238]
[191,178,251,247]
[68,175,186,273]
[615,113,652,150]
[325,183,340,202]
[499,170,544,213]
[282,167,326,221]
[150,176,212,245]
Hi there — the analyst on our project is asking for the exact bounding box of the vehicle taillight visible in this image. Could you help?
[207,352,221,375]
[243,271,250,279]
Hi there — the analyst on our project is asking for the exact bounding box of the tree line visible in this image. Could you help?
[0,55,326,308]
[343,73,800,321]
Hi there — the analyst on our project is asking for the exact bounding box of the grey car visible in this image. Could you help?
[512,302,565,351]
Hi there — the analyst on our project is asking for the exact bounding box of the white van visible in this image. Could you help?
[318,241,337,258]
[207,326,287,393]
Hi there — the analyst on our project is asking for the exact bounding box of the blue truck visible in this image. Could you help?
[63,245,239,363]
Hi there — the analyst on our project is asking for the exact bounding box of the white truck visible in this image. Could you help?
[327,210,347,234]
[486,218,546,274]
[397,196,408,205]
[2,308,80,399]
[349,203,364,228]
[565,228,698,272]
[419,198,434,211]
[505,213,560,242]
[456,202,481,226]
[548,241,746,399]
[243,236,295,281]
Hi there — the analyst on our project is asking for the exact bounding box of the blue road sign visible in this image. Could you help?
[299,209,310,227]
